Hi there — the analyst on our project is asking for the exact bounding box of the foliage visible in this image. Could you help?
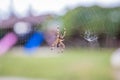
[62,6,120,37]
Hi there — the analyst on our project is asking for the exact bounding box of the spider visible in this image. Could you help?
[51,27,66,53]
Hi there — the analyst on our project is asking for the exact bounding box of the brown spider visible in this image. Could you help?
[51,27,66,53]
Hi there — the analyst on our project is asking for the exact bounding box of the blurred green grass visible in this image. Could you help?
[0,48,114,80]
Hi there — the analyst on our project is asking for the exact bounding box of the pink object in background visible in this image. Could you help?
[0,32,18,55]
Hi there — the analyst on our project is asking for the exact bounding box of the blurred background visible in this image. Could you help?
[0,0,120,80]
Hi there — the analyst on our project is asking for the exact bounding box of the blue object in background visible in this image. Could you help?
[24,32,44,53]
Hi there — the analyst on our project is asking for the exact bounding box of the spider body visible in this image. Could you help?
[51,27,66,53]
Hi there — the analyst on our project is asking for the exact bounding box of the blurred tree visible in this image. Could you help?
[62,6,120,47]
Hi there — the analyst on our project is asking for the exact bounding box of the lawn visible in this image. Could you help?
[0,48,114,80]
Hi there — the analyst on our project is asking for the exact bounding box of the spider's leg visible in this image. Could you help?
[51,39,58,51]
[59,41,65,53]
[51,43,55,50]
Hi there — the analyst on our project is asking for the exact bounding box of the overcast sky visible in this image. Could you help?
[0,0,120,19]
